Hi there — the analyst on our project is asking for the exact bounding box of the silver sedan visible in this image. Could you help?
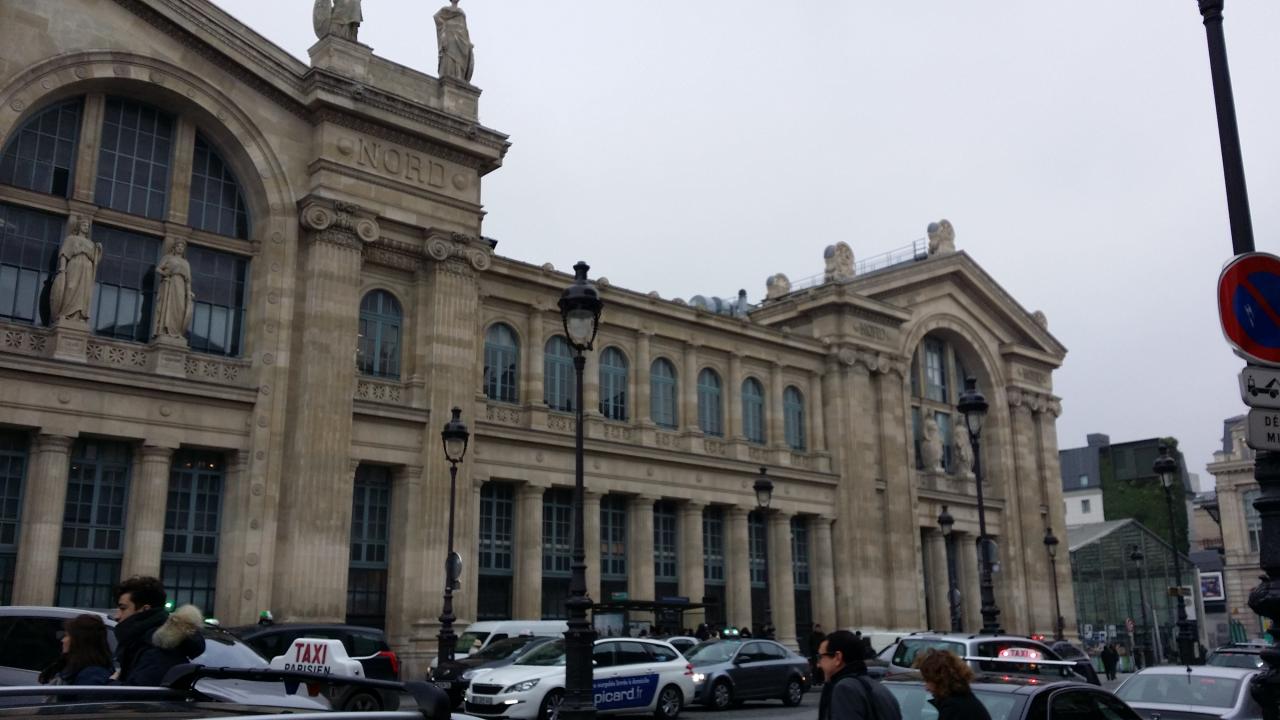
[1115,665,1263,719]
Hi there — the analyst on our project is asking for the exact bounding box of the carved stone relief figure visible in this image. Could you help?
[927,219,956,255]
[154,239,194,339]
[823,241,855,283]
[435,0,475,82]
[49,216,101,323]
[952,422,974,480]
[765,273,791,300]
[313,0,363,42]
[921,414,944,473]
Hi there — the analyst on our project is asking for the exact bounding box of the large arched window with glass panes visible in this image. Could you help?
[0,94,252,355]
[358,290,402,379]
[909,335,972,472]
[697,368,724,437]
[784,386,806,450]
[599,346,629,421]
[483,322,520,403]
[650,358,677,428]
[544,335,576,412]
[742,377,766,444]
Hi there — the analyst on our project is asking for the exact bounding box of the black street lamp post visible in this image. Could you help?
[557,261,603,720]
[958,376,1002,635]
[437,407,469,667]
[938,505,962,632]
[1131,545,1152,669]
[1044,527,1065,641]
[1154,444,1196,666]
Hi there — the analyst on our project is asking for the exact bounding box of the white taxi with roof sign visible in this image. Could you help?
[270,637,365,678]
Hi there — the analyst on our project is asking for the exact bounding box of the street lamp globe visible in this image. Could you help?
[754,467,774,509]
[1154,443,1178,488]
[957,376,988,437]
[937,505,954,537]
[441,406,470,464]
[1043,526,1059,559]
[558,261,603,352]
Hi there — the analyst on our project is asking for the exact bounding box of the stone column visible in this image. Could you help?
[810,516,837,631]
[769,362,785,448]
[1009,390,1044,632]
[844,353,882,627]
[121,445,177,579]
[767,511,798,648]
[628,495,657,600]
[273,200,375,622]
[584,348,601,418]
[809,371,826,453]
[584,490,602,602]
[525,306,545,408]
[71,94,105,205]
[728,352,744,440]
[513,484,545,619]
[876,360,922,628]
[1036,398,1076,634]
[678,501,706,629]
[682,342,700,434]
[635,332,652,425]
[385,465,425,650]
[214,451,250,622]
[724,506,752,628]
[924,529,950,631]
[166,117,197,225]
[11,434,74,605]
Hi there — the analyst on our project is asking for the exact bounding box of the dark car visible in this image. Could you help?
[685,638,810,710]
[1048,641,1102,685]
[882,670,1142,720]
[226,622,400,711]
[431,634,556,706]
[1207,642,1268,669]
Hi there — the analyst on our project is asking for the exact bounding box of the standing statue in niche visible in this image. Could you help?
[49,216,101,323]
[952,423,975,480]
[921,415,944,473]
[154,239,194,340]
[435,0,475,82]
[823,241,855,283]
[313,0,363,42]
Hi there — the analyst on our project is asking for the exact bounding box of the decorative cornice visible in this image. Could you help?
[425,229,491,273]
[300,198,379,250]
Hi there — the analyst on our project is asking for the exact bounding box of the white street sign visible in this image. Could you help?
[1246,409,1280,451]
[1240,366,1280,409]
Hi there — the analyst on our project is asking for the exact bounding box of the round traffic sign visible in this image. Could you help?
[1218,252,1280,366]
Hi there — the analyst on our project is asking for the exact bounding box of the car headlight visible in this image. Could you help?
[692,673,706,684]
[461,669,477,681]
[503,679,540,693]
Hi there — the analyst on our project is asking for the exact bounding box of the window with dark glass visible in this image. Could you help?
[791,517,810,590]
[478,482,514,620]
[541,489,573,619]
[187,244,247,357]
[484,323,519,404]
[358,290,402,379]
[783,386,806,450]
[654,501,677,582]
[748,511,767,587]
[924,339,947,403]
[95,97,173,220]
[599,347,628,421]
[0,98,82,197]
[650,358,677,428]
[544,335,576,412]
[742,377,765,444]
[348,465,391,628]
[0,431,27,606]
[601,495,627,580]
[698,368,723,437]
[162,450,222,615]
[911,336,969,473]
[188,133,248,238]
[91,225,160,343]
[703,507,724,584]
[0,203,63,325]
[58,439,131,609]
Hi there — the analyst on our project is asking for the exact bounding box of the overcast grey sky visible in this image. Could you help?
[215,1,1280,485]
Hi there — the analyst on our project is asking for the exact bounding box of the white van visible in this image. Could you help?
[430,620,568,668]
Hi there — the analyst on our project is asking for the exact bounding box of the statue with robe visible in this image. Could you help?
[952,423,974,480]
[921,415,944,473]
[823,241,855,283]
[313,0,363,42]
[435,0,474,82]
[927,219,956,255]
[49,216,100,324]
[154,239,194,339]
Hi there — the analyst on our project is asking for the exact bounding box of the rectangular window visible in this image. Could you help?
[654,502,677,582]
[161,450,222,615]
[1079,474,1089,487]
[542,489,573,577]
[187,245,248,357]
[348,465,391,628]
[0,431,28,605]
[0,203,63,325]
[91,225,160,343]
[703,507,724,584]
[601,495,627,580]
[748,512,767,588]
[791,517,810,590]
[924,339,948,403]
[95,97,173,220]
[479,483,514,574]
[1246,489,1262,554]
[1081,498,1091,514]
[57,439,132,608]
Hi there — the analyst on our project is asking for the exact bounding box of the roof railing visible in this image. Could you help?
[787,237,930,293]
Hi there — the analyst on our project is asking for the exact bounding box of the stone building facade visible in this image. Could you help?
[0,0,1075,673]
[1206,415,1265,635]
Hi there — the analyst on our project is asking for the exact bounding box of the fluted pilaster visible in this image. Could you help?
[810,516,836,631]
[724,506,751,628]
[12,434,74,605]
[628,495,657,600]
[121,444,177,579]
[513,484,545,619]
[678,501,706,628]
[386,465,425,649]
[767,512,797,648]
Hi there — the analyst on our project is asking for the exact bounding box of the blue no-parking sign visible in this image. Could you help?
[1218,252,1280,367]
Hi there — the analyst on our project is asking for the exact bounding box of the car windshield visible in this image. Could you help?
[455,631,490,654]
[1116,674,1243,708]
[685,641,742,664]
[893,639,966,668]
[1207,652,1265,669]
[473,636,542,661]
[196,629,269,667]
[884,682,1025,720]
[516,640,566,667]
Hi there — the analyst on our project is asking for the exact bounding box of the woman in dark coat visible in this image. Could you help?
[916,649,992,720]
[39,614,114,686]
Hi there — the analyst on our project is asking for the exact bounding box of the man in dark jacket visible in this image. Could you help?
[816,630,902,720]
[1100,644,1119,682]
[113,576,206,685]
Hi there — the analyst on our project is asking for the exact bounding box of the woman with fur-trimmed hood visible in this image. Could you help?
[112,576,206,686]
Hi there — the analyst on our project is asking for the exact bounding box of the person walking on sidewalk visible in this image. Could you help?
[1100,644,1119,682]
[816,629,902,720]
[915,649,992,720]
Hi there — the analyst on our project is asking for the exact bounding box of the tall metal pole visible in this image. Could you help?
[1198,0,1254,255]
[971,432,1002,634]
[1049,553,1065,641]
[437,461,459,664]
[1162,483,1195,665]
[1134,553,1151,668]
[561,352,597,720]
[944,534,962,632]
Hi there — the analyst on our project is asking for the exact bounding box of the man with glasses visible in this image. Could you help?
[816,630,902,720]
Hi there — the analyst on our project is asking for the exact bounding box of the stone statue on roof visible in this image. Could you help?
[435,0,475,82]
[765,273,791,301]
[927,219,956,255]
[313,0,363,42]
[823,241,855,283]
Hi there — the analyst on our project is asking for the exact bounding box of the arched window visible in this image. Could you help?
[544,335,576,412]
[484,323,520,404]
[599,346,629,421]
[697,368,723,437]
[910,336,971,472]
[188,133,249,239]
[784,386,806,451]
[358,290,402,379]
[0,98,82,197]
[650,358,678,429]
[742,377,766,444]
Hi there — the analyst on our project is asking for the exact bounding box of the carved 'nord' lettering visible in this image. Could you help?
[353,138,447,189]
[856,322,889,342]
[1018,367,1048,386]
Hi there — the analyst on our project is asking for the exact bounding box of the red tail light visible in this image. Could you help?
[685,663,694,676]
[378,650,400,678]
